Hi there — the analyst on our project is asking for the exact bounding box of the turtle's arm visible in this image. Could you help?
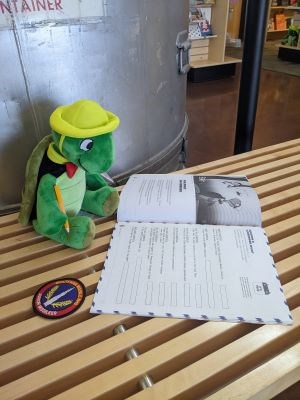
[85,173,108,190]
[83,172,119,217]
[35,173,67,235]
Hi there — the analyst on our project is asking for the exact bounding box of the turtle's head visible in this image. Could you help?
[52,131,114,174]
[49,99,119,174]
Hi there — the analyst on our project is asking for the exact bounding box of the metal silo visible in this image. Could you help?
[0,0,190,212]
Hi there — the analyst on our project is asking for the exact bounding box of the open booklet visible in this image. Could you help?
[90,174,292,325]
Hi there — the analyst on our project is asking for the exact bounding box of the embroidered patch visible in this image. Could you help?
[32,278,85,319]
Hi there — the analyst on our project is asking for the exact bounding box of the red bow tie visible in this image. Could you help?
[66,162,78,178]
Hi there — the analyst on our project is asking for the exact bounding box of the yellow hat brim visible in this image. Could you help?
[50,105,120,138]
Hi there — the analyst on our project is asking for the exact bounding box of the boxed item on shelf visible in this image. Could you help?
[274,13,287,30]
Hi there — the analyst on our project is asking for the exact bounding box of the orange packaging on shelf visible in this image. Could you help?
[274,13,286,31]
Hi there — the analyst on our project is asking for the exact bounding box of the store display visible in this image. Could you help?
[267,1,300,38]
[188,0,241,78]
[267,0,300,62]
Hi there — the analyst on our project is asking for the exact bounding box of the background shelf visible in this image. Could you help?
[189,0,241,74]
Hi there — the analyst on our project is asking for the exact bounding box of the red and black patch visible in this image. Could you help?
[32,278,85,319]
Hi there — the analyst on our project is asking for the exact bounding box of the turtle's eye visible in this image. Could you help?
[80,139,93,151]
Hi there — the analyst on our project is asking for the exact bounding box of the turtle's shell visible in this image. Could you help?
[19,135,52,226]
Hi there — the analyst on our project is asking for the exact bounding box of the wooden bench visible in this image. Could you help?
[0,138,299,400]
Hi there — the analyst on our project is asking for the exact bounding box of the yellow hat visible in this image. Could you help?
[49,99,120,138]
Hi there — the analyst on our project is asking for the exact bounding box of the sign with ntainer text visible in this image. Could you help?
[0,0,105,29]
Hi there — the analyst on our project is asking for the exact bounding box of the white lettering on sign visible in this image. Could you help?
[0,0,105,29]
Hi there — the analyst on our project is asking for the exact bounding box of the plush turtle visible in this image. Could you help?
[19,99,120,249]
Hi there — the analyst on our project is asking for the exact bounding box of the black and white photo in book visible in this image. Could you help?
[193,175,262,226]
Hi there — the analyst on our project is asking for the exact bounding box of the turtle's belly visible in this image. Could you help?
[56,168,85,216]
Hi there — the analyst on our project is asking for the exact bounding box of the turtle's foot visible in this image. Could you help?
[82,186,119,217]
[102,189,119,215]
[33,215,95,249]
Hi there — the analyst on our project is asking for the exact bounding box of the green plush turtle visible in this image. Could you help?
[19,99,120,249]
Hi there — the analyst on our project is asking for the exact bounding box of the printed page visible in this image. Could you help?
[117,174,261,226]
[91,222,292,325]
[193,175,262,226]
[117,174,197,224]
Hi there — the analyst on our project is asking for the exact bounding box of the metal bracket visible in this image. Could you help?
[179,136,188,169]
[176,30,191,75]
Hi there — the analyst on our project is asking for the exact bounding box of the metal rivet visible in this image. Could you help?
[113,324,154,389]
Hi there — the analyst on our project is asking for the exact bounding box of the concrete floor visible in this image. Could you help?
[186,63,300,167]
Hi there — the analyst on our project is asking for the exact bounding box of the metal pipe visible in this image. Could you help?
[113,324,154,390]
[234,0,270,154]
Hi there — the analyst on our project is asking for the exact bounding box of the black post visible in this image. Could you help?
[234,0,270,154]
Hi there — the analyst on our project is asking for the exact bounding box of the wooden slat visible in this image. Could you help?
[33,307,300,400]
[0,279,297,400]
[0,276,98,330]
[180,138,300,175]
[184,144,300,177]
[270,232,300,263]
[0,293,95,355]
[0,313,147,386]
[276,254,300,285]
[255,174,300,199]
[266,215,300,243]
[249,160,300,185]
[0,219,115,253]
[0,224,34,241]
[0,231,46,253]
[0,223,114,267]
[281,278,300,310]
[0,235,111,289]
[222,155,300,183]
[0,317,205,400]
[262,199,300,226]
[0,296,33,329]
[259,186,300,211]
[0,213,18,227]
[119,309,299,400]
[0,239,64,268]
[187,343,300,400]
[0,256,104,306]
[0,216,114,249]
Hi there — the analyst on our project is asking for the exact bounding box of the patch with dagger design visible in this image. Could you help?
[32,278,85,319]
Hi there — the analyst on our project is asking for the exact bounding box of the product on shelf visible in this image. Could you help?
[189,5,213,38]
[275,13,287,30]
